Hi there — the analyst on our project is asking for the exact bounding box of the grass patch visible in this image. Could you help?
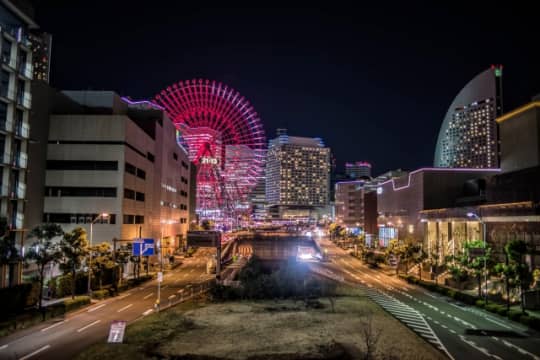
[77,292,444,360]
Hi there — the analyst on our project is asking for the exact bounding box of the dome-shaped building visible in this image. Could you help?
[434,66,503,168]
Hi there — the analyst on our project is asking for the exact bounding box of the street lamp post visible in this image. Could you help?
[87,213,109,296]
[467,212,488,304]
[157,219,175,311]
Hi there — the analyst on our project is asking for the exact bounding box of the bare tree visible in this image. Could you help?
[360,312,382,360]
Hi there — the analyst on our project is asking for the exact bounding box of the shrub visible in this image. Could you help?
[475,300,486,308]
[92,289,109,300]
[64,296,90,312]
[508,310,522,321]
[496,307,508,317]
[454,291,477,305]
[0,283,36,319]
[485,303,504,314]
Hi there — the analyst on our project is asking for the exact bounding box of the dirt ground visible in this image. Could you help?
[77,294,445,360]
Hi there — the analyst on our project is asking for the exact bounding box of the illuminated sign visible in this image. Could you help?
[377,187,383,195]
[201,157,219,165]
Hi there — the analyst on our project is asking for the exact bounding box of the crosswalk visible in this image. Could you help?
[365,287,454,360]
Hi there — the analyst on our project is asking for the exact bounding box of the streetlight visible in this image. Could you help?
[467,212,488,304]
[157,219,175,311]
[87,213,109,296]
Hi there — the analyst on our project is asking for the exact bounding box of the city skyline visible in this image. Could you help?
[34,3,540,175]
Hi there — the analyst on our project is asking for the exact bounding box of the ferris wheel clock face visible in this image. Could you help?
[154,79,266,219]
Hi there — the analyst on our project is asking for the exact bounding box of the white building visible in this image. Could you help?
[41,91,192,255]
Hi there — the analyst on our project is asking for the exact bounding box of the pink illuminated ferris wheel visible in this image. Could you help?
[154,79,266,220]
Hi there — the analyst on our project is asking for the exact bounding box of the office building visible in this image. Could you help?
[334,180,377,235]
[266,129,331,220]
[434,66,503,168]
[39,91,192,257]
[345,161,372,179]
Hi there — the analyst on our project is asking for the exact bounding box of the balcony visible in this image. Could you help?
[13,152,28,168]
[19,63,33,79]
[0,120,13,132]
[0,184,8,197]
[22,92,31,108]
[10,183,25,199]
[2,152,11,165]
[15,123,29,138]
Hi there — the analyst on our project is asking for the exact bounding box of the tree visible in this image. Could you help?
[26,224,64,309]
[411,246,427,280]
[462,240,492,299]
[0,217,19,287]
[59,227,88,299]
[90,242,115,290]
[505,239,532,313]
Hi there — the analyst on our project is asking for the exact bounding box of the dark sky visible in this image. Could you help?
[33,2,540,176]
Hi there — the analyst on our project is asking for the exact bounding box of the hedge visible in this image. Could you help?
[91,289,110,300]
[0,283,39,319]
[401,274,540,331]
[0,296,90,338]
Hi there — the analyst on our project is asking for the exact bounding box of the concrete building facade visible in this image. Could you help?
[40,91,192,255]
[376,168,500,247]
[334,180,377,235]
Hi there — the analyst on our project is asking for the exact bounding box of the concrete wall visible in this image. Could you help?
[499,107,540,173]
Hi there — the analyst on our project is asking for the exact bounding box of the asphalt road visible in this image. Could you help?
[311,237,540,360]
[0,250,215,360]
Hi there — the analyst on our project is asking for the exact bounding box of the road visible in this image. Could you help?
[311,236,540,360]
[0,250,215,360]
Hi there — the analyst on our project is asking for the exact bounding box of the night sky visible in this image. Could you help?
[33,2,540,176]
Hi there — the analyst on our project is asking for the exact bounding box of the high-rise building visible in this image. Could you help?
[0,0,38,287]
[434,66,503,168]
[345,161,372,179]
[266,129,330,220]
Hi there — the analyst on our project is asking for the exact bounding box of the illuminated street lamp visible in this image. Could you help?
[87,213,109,296]
[467,212,488,303]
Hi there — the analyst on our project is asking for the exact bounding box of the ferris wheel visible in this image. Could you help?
[154,79,266,221]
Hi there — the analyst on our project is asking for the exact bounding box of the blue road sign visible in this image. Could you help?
[132,238,155,256]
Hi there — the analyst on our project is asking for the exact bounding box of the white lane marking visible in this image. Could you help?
[0,344,7,350]
[168,295,176,300]
[117,304,133,312]
[117,292,132,300]
[41,320,67,332]
[18,344,51,360]
[161,285,168,290]
[143,309,153,316]
[177,289,184,293]
[495,337,540,360]
[87,304,106,312]
[459,335,503,360]
[139,287,145,290]
[449,329,457,334]
[77,320,101,333]
[143,292,154,300]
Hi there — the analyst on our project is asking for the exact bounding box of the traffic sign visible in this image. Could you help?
[157,271,163,283]
[132,238,155,256]
[107,320,127,343]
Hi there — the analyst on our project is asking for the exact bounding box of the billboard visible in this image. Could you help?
[187,231,221,248]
